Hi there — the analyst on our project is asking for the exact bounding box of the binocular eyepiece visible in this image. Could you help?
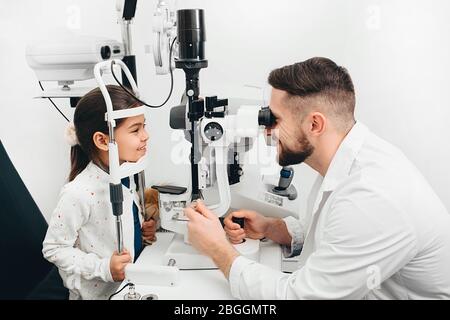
[258,106,276,128]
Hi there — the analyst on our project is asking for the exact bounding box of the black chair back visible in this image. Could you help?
[0,140,67,299]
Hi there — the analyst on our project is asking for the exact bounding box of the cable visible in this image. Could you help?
[38,81,70,122]
[108,282,133,300]
[111,37,177,108]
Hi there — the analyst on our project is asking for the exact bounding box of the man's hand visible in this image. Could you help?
[142,219,157,242]
[184,201,230,257]
[224,210,269,244]
[110,249,132,282]
[184,200,239,278]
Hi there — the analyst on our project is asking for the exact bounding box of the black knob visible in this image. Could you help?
[232,217,245,229]
[100,46,111,60]
[204,122,223,141]
[205,96,217,111]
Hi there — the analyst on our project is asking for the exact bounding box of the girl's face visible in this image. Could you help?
[115,114,149,163]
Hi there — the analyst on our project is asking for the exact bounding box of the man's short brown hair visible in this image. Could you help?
[268,57,356,130]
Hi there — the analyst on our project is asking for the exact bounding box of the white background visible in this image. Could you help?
[0,0,449,220]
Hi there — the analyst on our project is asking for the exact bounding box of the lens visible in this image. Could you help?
[258,106,276,127]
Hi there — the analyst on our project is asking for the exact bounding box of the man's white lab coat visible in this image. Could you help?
[229,122,450,299]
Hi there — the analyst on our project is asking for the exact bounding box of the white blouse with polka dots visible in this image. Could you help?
[43,162,143,300]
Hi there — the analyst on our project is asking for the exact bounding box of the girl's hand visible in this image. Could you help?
[142,219,157,242]
[110,249,132,282]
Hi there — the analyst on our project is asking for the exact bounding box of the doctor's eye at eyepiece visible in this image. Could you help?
[258,106,276,128]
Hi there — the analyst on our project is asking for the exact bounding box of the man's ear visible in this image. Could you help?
[308,112,327,136]
[92,132,109,152]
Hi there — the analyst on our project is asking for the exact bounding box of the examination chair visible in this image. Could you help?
[0,140,68,299]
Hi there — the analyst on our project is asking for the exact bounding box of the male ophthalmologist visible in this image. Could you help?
[184,57,450,300]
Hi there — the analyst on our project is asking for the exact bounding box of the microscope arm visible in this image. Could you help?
[200,107,261,217]
[207,147,231,216]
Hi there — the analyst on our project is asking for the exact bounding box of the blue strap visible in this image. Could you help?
[121,177,143,262]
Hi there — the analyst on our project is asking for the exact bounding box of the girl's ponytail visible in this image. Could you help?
[69,145,90,182]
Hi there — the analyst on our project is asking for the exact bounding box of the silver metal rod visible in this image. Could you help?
[121,20,133,56]
[108,122,115,141]
[116,216,124,253]
[137,171,146,218]
[138,171,155,246]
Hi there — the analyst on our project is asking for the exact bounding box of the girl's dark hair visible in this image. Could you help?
[69,85,141,182]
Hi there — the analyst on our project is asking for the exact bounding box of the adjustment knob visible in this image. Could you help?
[232,217,245,229]
[204,122,223,141]
[100,46,111,60]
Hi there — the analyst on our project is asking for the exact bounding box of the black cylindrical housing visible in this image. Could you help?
[109,183,124,216]
[177,9,206,62]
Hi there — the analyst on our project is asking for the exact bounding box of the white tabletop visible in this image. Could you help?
[112,232,282,300]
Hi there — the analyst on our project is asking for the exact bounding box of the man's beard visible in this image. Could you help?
[277,134,314,166]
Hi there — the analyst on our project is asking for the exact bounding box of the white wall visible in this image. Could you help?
[1,0,449,221]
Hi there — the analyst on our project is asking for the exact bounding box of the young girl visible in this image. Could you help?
[42,85,157,300]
